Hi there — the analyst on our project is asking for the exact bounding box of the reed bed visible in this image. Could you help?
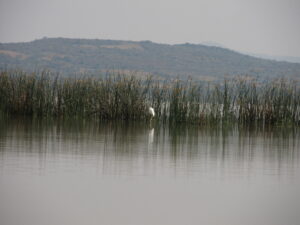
[0,70,299,125]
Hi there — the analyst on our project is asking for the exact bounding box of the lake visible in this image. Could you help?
[0,119,300,225]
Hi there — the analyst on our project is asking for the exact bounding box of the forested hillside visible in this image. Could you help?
[1,38,300,80]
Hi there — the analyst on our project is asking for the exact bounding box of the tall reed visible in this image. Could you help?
[0,70,299,125]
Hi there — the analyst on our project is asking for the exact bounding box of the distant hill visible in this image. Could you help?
[1,37,300,80]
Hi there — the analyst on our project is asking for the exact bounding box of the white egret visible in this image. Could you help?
[148,106,155,121]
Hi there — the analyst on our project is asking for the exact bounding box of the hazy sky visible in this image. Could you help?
[1,0,300,57]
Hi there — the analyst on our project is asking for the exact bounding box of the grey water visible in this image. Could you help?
[0,119,300,225]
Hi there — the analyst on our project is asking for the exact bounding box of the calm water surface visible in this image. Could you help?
[0,119,300,225]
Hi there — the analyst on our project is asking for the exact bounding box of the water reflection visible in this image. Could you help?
[0,118,299,180]
[148,128,154,145]
[1,118,300,225]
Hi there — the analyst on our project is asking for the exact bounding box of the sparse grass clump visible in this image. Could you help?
[0,70,299,125]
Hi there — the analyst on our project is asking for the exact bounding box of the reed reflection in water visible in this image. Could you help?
[0,118,300,225]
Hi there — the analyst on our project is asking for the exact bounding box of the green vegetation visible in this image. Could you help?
[0,70,299,125]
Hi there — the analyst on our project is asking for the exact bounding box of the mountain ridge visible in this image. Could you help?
[1,37,300,80]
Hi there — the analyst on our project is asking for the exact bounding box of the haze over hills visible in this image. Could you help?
[1,37,300,80]
[246,53,300,64]
[201,41,300,64]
